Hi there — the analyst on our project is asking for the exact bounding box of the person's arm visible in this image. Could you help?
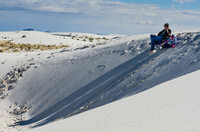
[167,29,171,37]
[158,30,164,36]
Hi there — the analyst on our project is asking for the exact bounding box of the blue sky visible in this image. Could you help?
[113,0,200,10]
[0,0,200,35]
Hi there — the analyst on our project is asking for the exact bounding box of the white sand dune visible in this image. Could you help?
[0,31,200,132]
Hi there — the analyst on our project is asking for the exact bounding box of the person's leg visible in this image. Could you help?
[151,40,156,51]
[150,34,157,41]
[151,36,163,51]
[150,34,157,47]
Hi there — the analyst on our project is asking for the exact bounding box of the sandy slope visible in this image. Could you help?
[0,31,132,132]
[0,31,200,132]
[27,70,200,132]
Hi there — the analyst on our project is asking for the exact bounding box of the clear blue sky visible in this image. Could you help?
[0,0,200,35]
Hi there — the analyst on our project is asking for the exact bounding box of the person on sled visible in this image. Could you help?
[150,23,171,53]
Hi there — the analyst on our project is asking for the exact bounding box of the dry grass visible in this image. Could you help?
[0,41,69,53]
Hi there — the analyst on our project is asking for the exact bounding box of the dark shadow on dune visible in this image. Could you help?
[16,49,160,126]
[16,38,200,128]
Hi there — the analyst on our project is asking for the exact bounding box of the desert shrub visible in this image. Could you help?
[13,49,19,52]
[102,37,109,40]
[22,35,26,38]
[0,49,5,52]
[89,37,94,42]
[0,41,69,53]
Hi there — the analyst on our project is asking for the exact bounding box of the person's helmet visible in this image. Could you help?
[164,23,169,27]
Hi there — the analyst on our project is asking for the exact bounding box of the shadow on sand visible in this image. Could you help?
[16,43,200,128]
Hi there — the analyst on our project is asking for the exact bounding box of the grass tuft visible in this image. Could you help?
[0,41,69,53]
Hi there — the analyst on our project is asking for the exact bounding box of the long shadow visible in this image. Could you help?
[17,42,200,128]
[16,49,163,127]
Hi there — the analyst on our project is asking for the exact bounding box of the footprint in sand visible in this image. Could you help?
[96,65,106,71]
[1,59,7,64]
